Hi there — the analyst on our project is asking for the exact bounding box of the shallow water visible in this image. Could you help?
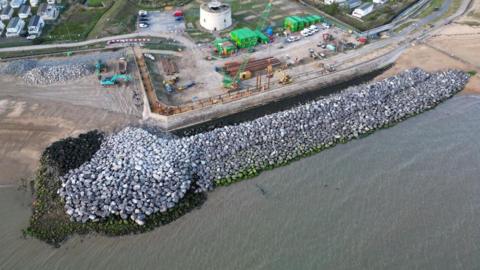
[1,95,480,270]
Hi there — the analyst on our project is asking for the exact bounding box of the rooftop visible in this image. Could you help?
[200,1,230,13]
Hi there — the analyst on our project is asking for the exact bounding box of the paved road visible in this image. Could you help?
[0,31,197,53]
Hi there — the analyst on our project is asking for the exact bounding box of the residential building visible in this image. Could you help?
[325,0,361,10]
[346,0,362,9]
[0,20,5,35]
[18,4,31,19]
[0,5,13,20]
[6,17,25,37]
[38,3,59,20]
[352,2,374,18]
[30,0,39,7]
[28,15,44,35]
[324,0,346,5]
[10,0,26,9]
[0,0,8,9]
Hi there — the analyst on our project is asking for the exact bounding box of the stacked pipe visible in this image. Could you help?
[224,57,281,76]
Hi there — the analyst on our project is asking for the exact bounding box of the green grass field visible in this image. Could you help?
[45,4,110,41]
[87,0,103,7]
[88,0,138,39]
[417,0,443,18]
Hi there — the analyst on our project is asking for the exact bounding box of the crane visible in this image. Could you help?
[223,0,273,90]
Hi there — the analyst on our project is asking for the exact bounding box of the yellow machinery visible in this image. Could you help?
[277,70,292,85]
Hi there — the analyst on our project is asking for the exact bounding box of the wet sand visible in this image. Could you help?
[1,95,480,270]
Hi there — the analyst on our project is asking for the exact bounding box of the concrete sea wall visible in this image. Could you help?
[58,68,469,225]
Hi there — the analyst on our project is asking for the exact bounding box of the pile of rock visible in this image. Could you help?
[0,60,37,76]
[23,64,93,85]
[59,68,469,225]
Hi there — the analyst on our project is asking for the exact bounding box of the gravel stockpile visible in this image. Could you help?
[23,64,93,85]
[0,50,124,84]
[0,60,37,76]
[59,69,469,225]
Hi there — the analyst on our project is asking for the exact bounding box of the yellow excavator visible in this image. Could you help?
[277,70,292,85]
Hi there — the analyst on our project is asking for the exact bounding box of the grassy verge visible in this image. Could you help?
[87,0,104,7]
[439,0,463,20]
[25,130,207,246]
[88,0,138,39]
[416,0,443,18]
[0,43,109,60]
[394,21,415,33]
[142,37,185,51]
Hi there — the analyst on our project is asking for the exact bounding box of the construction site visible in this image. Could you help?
[0,0,478,182]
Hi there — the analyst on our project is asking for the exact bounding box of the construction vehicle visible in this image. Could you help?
[223,0,273,90]
[177,80,196,91]
[163,75,179,85]
[118,58,127,74]
[277,70,292,85]
[100,74,131,87]
[322,33,332,42]
[95,60,106,78]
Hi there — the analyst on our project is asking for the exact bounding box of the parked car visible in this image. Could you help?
[138,10,148,16]
[26,35,37,40]
[300,29,312,37]
[322,22,331,29]
[138,23,149,28]
[309,25,319,32]
[144,53,155,60]
[139,17,149,22]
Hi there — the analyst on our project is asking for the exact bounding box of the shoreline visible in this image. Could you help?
[25,68,470,245]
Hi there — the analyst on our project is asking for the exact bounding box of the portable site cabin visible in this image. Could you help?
[283,16,304,32]
[230,28,257,48]
[254,30,269,44]
[284,15,322,32]
[214,38,237,56]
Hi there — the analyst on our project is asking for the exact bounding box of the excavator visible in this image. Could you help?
[95,60,106,78]
[277,70,292,85]
[100,74,132,87]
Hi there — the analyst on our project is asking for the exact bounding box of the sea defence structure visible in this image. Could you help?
[59,69,469,225]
